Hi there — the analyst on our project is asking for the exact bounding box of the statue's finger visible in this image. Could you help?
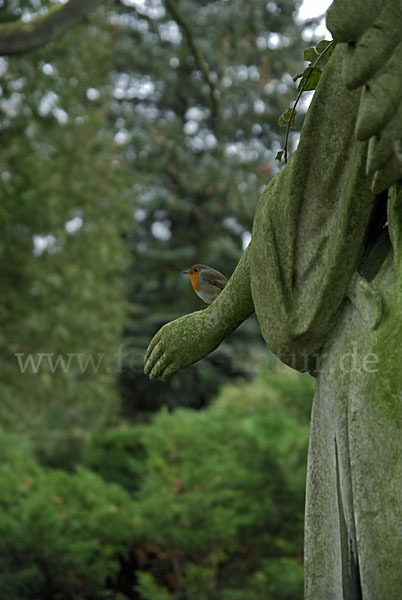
[161,363,178,381]
[149,354,168,380]
[355,43,402,141]
[366,107,402,175]
[144,342,164,374]
[144,331,162,364]
[372,155,402,194]
[342,4,402,91]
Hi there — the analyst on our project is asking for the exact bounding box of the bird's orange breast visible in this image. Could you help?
[189,271,200,291]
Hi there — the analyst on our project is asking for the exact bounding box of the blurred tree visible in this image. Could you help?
[0,1,132,450]
[112,0,307,413]
[1,0,310,417]
[0,0,101,54]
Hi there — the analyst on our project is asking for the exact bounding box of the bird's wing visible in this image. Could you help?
[201,269,228,289]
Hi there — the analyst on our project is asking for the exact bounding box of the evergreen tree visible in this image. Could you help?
[0,2,131,455]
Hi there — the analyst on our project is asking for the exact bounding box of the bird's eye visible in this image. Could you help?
[194,267,198,272]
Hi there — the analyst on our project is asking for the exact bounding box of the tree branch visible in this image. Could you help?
[0,0,102,56]
[164,0,219,122]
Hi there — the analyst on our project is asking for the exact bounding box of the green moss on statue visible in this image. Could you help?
[145,1,402,597]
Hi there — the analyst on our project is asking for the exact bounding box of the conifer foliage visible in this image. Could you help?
[114,0,306,411]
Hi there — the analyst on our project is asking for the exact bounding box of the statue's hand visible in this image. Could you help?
[327,0,402,193]
[144,309,223,380]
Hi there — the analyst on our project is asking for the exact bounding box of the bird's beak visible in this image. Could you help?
[182,269,189,275]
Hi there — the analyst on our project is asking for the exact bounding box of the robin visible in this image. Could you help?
[183,264,228,304]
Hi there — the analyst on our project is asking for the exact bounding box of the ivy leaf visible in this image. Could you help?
[316,40,333,53]
[278,107,296,128]
[301,42,335,90]
[297,66,323,92]
[280,39,335,163]
[303,47,319,62]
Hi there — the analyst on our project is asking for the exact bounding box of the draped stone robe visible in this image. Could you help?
[250,46,402,599]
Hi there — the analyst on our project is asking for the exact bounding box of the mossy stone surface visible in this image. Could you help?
[250,40,402,598]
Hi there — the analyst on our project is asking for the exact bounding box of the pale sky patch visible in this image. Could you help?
[296,0,333,40]
[297,0,333,21]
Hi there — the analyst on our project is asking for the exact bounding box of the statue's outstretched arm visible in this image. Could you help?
[145,1,402,379]
[144,247,254,380]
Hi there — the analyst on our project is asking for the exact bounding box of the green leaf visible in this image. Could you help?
[275,151,284,162]
[316,39,332,54]
[303,47,318,63]
[297,66,323,92]
[279,108,296,128]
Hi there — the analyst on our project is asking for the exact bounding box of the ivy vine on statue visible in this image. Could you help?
[145,1,402,598]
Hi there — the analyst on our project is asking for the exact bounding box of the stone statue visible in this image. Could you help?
[145,1,402,597]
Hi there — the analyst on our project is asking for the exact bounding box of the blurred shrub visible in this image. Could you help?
[0,433,134,600]
[130,369,313,600]
[0,369,313,599]
[82,426,146,493]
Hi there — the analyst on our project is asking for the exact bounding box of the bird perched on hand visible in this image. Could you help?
[183,264,228,305]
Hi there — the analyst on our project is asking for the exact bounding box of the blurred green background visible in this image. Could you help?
[0,0,325,597]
